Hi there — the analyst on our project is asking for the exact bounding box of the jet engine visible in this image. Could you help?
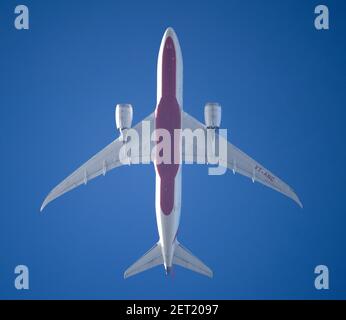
[204,102,221,129]
[115,104,133,141]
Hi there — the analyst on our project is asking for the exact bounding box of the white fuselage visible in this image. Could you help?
[154,28,183,272]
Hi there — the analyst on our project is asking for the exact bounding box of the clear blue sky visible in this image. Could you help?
[0,0,345,299]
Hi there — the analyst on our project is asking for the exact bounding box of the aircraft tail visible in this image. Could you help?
[124,241,213,279]
[173,242,213,278]
[124,242,162,279]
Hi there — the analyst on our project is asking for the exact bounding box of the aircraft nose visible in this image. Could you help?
[164,27,176,39]
[162,27,180,48]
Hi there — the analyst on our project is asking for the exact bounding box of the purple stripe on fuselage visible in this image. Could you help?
[155,36,181,215]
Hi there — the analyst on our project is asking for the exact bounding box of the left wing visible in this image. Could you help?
[41,113,154,211]
[182,111,302,208]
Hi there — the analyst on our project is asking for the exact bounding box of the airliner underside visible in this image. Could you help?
[41,28,302,279]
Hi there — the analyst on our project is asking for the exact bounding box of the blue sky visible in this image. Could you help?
[0,0,345,299]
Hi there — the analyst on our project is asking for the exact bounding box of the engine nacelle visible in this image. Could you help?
[115,104,133,130]
[115,104,133,141]
[204,102,221,129]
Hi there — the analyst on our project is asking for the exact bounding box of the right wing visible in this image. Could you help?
[40,113,154,211]
[182,111,303,208]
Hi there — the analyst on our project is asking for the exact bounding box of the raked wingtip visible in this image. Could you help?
[286,187,303,209]
[40,198,49,212]
[293,194,303,209]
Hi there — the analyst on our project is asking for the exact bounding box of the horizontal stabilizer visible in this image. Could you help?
[173,242,213,278]
[124,242,162,279]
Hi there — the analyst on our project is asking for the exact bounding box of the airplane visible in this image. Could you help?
[40,27,302,279]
